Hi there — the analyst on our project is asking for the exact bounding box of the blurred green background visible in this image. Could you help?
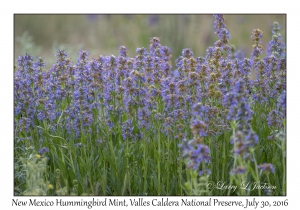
[14,14,286,69]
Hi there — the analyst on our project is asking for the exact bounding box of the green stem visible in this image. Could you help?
[252,152,261,196]
[157,129,161,195]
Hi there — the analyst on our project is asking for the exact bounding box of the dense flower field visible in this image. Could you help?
[14,15,286,196]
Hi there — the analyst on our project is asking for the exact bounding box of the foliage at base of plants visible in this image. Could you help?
[14,15,286,196]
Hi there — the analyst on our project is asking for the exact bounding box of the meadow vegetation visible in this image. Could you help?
[14,14,286,196]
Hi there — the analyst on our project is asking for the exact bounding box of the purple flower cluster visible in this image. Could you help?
[231,130,258,160]
[38,147,49,155]
[250,24,286,105]
[230,166,247,175]
[213,14,230,46]
[178,139,211,175]
[14,38,177,144]
[266,22,286,58]
[267,90,286,129]
[258,163,275,174]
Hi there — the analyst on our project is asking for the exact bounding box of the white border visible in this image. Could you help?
[1,0,299,209]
